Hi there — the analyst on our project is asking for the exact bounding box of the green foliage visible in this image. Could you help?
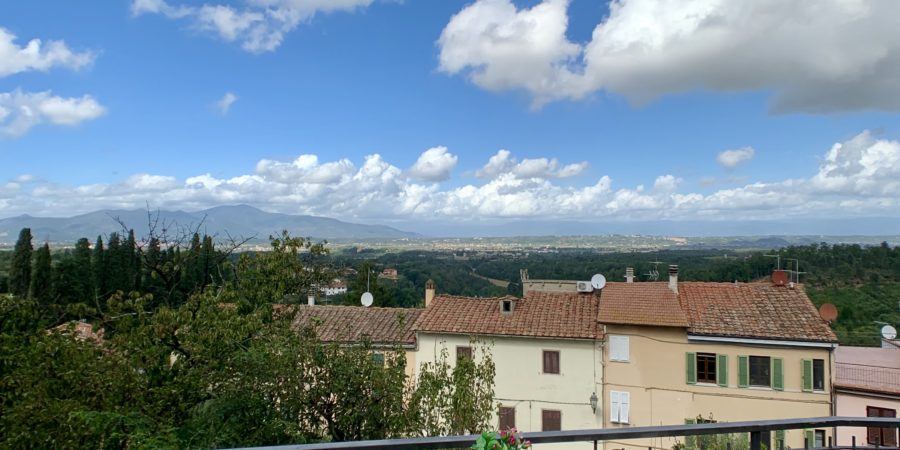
[675,415,752,450]
[29,243,52,305]
[472,429,531,450]
[9,227,33,298]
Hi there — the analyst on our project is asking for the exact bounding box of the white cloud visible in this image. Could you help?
[439,0,900,112]
[0,27,96,78]
[0,90,106,137]
[131,0,373,53]
[4,132,900,223]
[717,146,755,169]
[215,92,238,114]
[407,146,458,182]
[476,149,588,179]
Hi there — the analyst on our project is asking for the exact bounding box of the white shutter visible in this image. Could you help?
[610,336,630,362]
[610,391,621,423]
[620,391,630,424]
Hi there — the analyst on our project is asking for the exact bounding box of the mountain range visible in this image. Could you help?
[0,205,418,244]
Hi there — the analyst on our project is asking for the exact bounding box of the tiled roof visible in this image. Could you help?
[598,282,689,328]
[834,346,900,395]
[678,282,838,343]
[416,293,600,339]
[287,305,422,347]
[53,321,105,344]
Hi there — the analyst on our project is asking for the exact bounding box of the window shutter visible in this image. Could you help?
[499,406,515,431]
[610,391,621,423]
[772,357,784,391]
[775,430,786,450]
[717,354,728,387]
[686,352,697,385]
[685,418,697,450]
[883,408,897,446]
[802,359,813,392]
[620,391,630,424]
[805,430,814,449]
[738,355,749,388]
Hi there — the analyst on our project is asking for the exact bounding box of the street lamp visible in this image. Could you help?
[590,392,598,413]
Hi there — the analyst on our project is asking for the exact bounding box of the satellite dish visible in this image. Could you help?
[818,303,838,322]
[361,292,374,307]
[590,274,607,290]
[882,325,898,340]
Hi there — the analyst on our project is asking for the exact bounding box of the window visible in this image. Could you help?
[501,300,513,314]
[499,406,516,431]
[610,391,630,424]
[749,356,771,387]
[371,353,385,367]
[609,335,629,362]
[813,359,825,391]
[457,346,473,362]
[867,406,897,446]
[543,350,560,374]
[814,430,825,448]
[542,409,561,431]
[697,353,717,384]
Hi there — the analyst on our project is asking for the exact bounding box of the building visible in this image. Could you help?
[415,287,602,449]
[321,279,348,297]
[379,268,399,281]
[596,266,837,450]
[290,304,423,377]
[833,344,900,447]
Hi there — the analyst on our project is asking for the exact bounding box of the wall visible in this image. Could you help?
[834,390,900,446]
[602,325,833,450]
[416,332,602,450]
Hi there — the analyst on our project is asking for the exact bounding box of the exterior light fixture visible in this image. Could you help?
[590,392,598,413]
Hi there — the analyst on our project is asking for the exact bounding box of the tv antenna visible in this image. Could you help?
[784,258,806,284]
[361,268,373,307]
[645,261,663,281]
[764,254,782,270]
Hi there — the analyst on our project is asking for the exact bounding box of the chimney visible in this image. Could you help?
[625,267,635,283]
[307,295,315,306]
[668,265,679,294]
[425,279,435,308]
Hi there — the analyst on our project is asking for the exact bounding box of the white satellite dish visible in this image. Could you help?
[882,325,898,340]
[590,273,607,290]
[361,291,374,307]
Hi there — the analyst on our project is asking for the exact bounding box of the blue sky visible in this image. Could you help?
[2,0,900,234]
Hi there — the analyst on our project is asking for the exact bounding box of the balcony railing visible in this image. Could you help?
[225,416,900,450]
[836,363,900,393]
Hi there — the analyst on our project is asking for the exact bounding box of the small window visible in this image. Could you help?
[610,391,630,424]
[697,353,717,384]
[543,350,560,374]
[502,300,513,313]
[609,335,629,362]
[457,346,473,362]
[867,406,898,446]
[813,359,825,391]
[541,409,561,431]
[814,430,826,448]
[371,353,385,367]
[749,356,771,387]
[499,406,516,431]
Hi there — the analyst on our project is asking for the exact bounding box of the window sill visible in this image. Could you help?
[609,359,630,363]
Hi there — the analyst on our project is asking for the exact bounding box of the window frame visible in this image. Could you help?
[541,409,562,432]
[610,390,630,424]
[696,352,717,384]
[456,345,473,362]
[498,406,516,431]
[609,335,630,362]
[867,406,898,446]
[749,355,772,387]
[543,350,560,375]
[812,358,825,391]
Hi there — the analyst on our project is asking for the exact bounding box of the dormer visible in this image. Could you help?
[500,298,516,315]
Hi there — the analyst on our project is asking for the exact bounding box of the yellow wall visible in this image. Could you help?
[601,325,833,450]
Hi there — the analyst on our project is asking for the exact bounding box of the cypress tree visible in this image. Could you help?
[30,243,52,306]
[72,238,94,302]
[92,235,107,299]
[9,228,33,298]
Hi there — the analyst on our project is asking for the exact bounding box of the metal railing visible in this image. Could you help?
[227,416,900,450]
[836,363,900,392]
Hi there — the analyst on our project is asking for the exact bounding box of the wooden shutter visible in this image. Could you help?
[716,354,728,387]
[772,357,784,391]
[805,430,814,449]
[686,352,697,385]
[775,430,785,450]
[619,391,630,424]
[543,350,560,374]
[685,418,697,450]
[882,408,897,446]
[499,406,515,431]
[738,355,749,388]
[802,359,813,392]
[542,409,561,431]
[610,391,621,423]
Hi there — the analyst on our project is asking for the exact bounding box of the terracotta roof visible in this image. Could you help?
[416,293,600,340]
[598,282,689,328]
[678,282,838,343]
[287,305,422,347]
[53,321,105,344]
[834,346,900,395]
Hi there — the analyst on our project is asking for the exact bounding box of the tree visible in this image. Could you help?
[9,228,33,298]
[30,243,52,306]
[92,235,107,303]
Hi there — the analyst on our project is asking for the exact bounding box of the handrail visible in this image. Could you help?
[225,416,900,450]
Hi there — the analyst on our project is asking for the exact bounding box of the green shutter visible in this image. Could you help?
[804,430,814,449]
[773,357,784,391]
[685,418,696,450]
[802,359,813,392]
[686,352,697,385]
[775,430,785,450]
[738,355,749,388]
[717,354,728,387]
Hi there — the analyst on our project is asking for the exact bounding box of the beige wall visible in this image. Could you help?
[417,332,602,450]
[602,325,834,450]
[834,390,900,446]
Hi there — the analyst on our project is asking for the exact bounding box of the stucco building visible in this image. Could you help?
[833,344,900,447]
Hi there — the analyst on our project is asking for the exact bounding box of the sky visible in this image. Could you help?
[2,0,900,234]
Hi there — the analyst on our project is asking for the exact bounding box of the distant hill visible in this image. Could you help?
[0,205,419,244]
